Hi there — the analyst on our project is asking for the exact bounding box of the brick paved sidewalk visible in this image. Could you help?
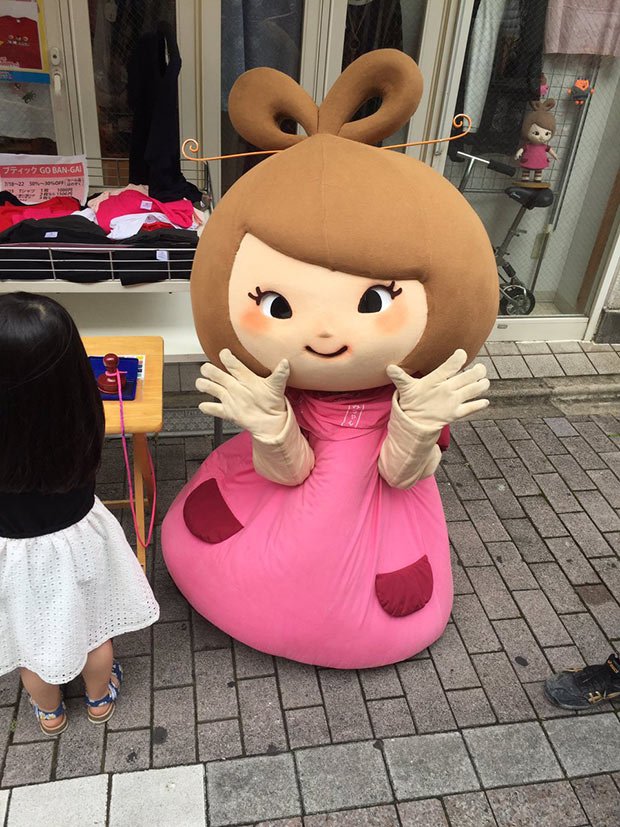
[2,412,620,826]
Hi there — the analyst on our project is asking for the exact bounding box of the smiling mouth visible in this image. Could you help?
[305,345,349,359]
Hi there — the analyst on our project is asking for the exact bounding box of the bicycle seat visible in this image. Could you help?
[505,186,554,209]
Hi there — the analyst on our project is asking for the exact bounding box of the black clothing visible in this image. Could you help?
[0,483,95,539]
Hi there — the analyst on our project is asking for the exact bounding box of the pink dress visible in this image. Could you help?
[162,386,453,668]
[520,143,551,170]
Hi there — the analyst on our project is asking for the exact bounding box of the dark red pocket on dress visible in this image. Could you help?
[183,478,243,543]
[375,555,433,617]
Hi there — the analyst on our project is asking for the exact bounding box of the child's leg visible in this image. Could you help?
[81,640,119,719]
[20,668,65,733]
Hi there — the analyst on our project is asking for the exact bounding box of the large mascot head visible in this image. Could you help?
[191,49,498,391]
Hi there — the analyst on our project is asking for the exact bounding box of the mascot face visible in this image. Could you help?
[191,50,499,391]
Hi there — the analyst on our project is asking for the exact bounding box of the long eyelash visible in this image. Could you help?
[248,286,264,304]
[386,280,403,299]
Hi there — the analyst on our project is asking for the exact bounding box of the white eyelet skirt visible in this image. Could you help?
[0,497,160,685]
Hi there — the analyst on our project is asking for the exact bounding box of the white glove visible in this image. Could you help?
[515,148,524,160]
[386,349,490,434]
[196,348,289,439]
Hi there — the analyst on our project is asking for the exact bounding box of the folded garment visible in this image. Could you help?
[87,184,148,212]
[0,196,81,233]
[94,189,195,233]
[0,216,108,244]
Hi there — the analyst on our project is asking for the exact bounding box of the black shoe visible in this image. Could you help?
[544,654,620,710]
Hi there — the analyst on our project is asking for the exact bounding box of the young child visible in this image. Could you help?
[0,292,159,735]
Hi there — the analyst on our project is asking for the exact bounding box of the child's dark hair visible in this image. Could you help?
[0,292,104,493]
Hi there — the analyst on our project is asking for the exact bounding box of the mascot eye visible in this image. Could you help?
[358,281,402,314]
[248,287,292,319]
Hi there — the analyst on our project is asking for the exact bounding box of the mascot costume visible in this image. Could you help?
[162,49,498,668]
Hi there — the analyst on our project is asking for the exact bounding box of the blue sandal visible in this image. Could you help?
[30,697,68,736]
[85,660,123,724]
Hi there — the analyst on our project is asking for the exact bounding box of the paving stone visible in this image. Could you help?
[155,442,186,480]
[472,652,535,722]
[0,709,12,771]
[255,819,303,827]
[480,480,524,519]
[430,624,479,690]
[153,567,190,622]
[111,764,205,826]
[319,670,372,743]
[153,620,192,688]
[451,421,481,445]
[451,593,501,654]
[56,697,105,779]
[398,659,456,733]
[0,670,19,707]
[451,547,474,594]
[517,341,550,355]
[493,617,551,682]
[549,453,597,490]
[1,742,53,787]
[513,440,554,474]
[198,719,243,762]
[575,490,620,532]
[238,676,288,755]
[107,655,151,731]
[153,686,196,768]
[561,612,615,664]
[503,518,553,562]
[12,689,48,743]
[448,522,492,566]
[487,541,538,590]
[447,688,496,727]
[572,774,620,827]
[574,421,618,453]
[587,351,620,374]
[556,353,597,376]
[496,458,540,497]
[562,436,608,470]
[184,434,211,460]
[277,660,322,709]
[459,443,501,479]
[398,799,448,826]
[496,418,531,440]
[605,532,620,553]
[304,806,399,826]
[544,714,620,776]
[384,732,478,799]
[464,722,563,787]
[0,790,7,825]
[468,567,519,620]
[592,557,620,596]
[195,648,238,721]
[234,641,275,679]
[544,417,579,437]
[533,473,581,513]
[588,469,620,508]
[359,666,403,700]
[191,612,231,650]
[524,420,569,454]
[492,355,532,379]
[548,341,582,354]
[437,481,468,521]
[544,644,586,673]
[471,423,515,458]
[444,464,485,500]
[444,442,466,464]
[463,501,510,542]
[487,781,586,827]
[285,706,331,748]
[602,452,620,476]
[514,590,572,646]
[575,584,620,638]
[519,496,569,537]
[487,342,520,356]
[113,627,152,658]
[523,680,575,719]
[443,791,498,827]
[545,537,599,585]
[367,697,415,739]
[8,774,108,827]
[561,512,615,557]
[531,562,585,614]
[297,742,391,813]
[105,728,151,773]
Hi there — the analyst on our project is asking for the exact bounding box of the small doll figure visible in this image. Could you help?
[162,50,499,668]
[515,99,559,183]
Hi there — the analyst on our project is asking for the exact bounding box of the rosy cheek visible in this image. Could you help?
[375,298,407,335]
[238,308,270,334]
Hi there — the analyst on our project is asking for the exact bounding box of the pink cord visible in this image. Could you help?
[115,369,157,549]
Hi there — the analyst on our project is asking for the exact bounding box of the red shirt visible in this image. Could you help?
[0,16,42,70]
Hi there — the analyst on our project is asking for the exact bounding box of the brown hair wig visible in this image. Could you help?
[521,99,557,140]
[191,49,498,382]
